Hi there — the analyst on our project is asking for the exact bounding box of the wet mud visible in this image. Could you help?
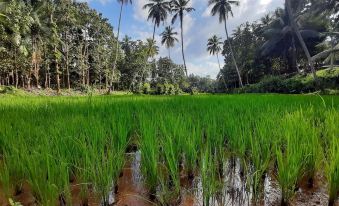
[0,153,338,206]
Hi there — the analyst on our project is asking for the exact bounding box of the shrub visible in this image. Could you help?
[156,83,165,95]
[190,87,198,95]
[174,84,182,95]
[0,86,17,94]
[142,83,151,94]
[79,85,93,94]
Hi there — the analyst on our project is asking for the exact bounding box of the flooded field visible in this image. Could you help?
[1,151,338,206]
[0,95,338,206]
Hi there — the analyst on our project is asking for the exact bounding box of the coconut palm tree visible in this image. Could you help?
[208,0,243,87]
[145,38,159,59]
[207,35,223,70]
[171,0,195,77]
[285,0,317,79]
[160,26,178,59]
[110,0,132,92]
[143,0,171,44]
[207,35,227,88]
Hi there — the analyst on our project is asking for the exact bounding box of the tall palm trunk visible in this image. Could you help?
[110,2,124,93]
[224,20,243,88]
[286,0,317,79]
[180,16,188,76]
[152,23,156,43]
[217,53,227,89]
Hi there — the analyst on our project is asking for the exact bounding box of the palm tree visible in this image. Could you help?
[171,0,195,77]
[285,0,317,79]
[160,26,178,59]
[207,35,227,88]
[143,0,171,44]
[260,8,320,73]
[208,0,243,87]
[145,38,159,58]
[111,0,132,92]
[207,35,223,70]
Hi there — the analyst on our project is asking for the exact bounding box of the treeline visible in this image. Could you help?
[216,0,338,89]
[0,0,338,94]
[0,0,121,92]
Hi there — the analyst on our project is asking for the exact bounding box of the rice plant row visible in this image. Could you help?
[0,95,338,206]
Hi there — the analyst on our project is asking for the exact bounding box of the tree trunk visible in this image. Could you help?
[180,16,188,77]
[45,71,48,89]
[286,0,316,79]
[224,20,243,88]
[14,49,18,88]
[291,36,300,73]
[55,46,60,93]
[330,38,334,70]
[110,2,124,93]
[66,48,70,90]
[217,53,227,89]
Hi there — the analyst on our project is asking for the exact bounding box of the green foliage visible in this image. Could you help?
[142,82,151,94]
[239,68,339,94]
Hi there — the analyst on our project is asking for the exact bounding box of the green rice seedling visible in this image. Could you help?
[323,109,339,206]
[0,161,12,199]
[326,138,339,206]
[297,109,321,188]
[249,119,273,204]
[139,116,159,199]
[184,119,201,178]
[158,114,183,194]
[275,112,306,206]
[90,149,124,206]
[25,152,63,206]
[201,147,219,206]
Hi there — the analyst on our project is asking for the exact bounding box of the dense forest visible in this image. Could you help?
[0,0,338,94]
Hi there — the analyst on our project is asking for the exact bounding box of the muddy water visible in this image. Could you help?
[115,151,152,206]
[0,152,338,206]
[116,154,337,206]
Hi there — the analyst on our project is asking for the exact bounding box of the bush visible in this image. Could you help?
[79,85,94,94]
[190,87,198,95]
[0,86,17,94]
[164,83,175,95]
[142,83,151,94]
[240,69,339,94]
[174,84,182,95]
[156,84,165,95]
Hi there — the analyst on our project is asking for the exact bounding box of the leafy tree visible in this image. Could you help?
[171,0,195,76]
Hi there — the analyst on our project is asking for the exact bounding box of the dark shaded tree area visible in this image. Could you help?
[217,0,338,91]
[0,0,188,93]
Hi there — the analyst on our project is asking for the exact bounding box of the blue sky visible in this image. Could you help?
[79,0,284,78]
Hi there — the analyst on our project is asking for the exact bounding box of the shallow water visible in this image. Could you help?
[0,152,338,206]
[114,153,336,206]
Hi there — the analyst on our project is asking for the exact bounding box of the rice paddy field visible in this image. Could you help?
[0,94,338,206]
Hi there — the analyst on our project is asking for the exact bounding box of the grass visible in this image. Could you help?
[0,94,338,205]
